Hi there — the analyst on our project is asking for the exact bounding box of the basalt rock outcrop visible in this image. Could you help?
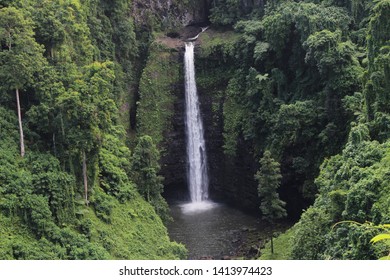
[132,0,211,28]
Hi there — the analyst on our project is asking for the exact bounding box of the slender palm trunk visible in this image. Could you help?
[82,150,88,205]
[16,88,25,157]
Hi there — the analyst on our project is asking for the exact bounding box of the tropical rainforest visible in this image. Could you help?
[0,0,389,260]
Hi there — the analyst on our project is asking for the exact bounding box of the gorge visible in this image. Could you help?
[0,0,389,261]
[164,29,273,259]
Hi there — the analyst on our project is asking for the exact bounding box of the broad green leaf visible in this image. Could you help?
[370,234,390,243]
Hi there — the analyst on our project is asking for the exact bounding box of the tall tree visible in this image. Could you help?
[0,7,45,157]
[255,150,287,253]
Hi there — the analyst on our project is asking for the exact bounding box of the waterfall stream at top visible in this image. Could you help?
[182,41,215,213]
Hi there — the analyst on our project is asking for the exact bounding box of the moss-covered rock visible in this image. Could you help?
[136,38,187,195]
[137,42,181,146]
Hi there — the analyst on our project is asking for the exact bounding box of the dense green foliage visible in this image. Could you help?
[1,0,389,260]
[225,0,390,260]
[217,2,363,207]
[181,0,390,259]
[134,0,389,260]
[131,135,171,223]
[0,0,186,259]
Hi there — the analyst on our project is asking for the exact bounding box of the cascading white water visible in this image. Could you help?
[184,41,209,204]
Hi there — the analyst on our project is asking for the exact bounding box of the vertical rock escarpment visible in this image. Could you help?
[137,29,260,211]
[196,62,259,211]
[132,0,211,28]
[136,40,188,200]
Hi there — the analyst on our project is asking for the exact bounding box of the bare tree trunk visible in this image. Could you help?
[53,133,57,156]
[60,111,65,137]
[82,150,88,205]
[16,88,25,157]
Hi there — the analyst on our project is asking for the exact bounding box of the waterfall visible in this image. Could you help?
[184,41,209,203]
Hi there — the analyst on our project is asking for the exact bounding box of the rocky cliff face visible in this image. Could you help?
[132,0,210,28]
[160,68,188,201]
[195,40,260,212]
[137,28,260,211]
[132,0,214,202]
[198,81,260,212]
[135,40,188,200]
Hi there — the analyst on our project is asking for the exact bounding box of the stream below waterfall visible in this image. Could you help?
[167,201,266,259]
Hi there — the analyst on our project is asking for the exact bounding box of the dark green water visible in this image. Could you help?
[167,201,264,259]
